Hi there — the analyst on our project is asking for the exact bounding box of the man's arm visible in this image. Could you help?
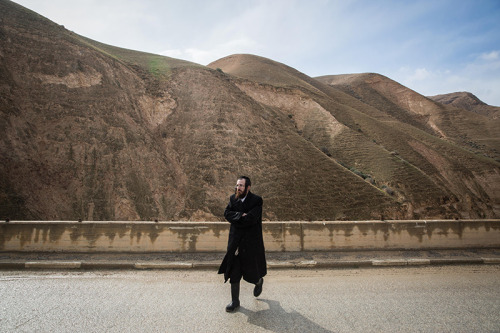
[224,198,243,223]
[235,196,263,227]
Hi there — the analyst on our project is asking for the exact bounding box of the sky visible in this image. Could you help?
[11,0,500,106]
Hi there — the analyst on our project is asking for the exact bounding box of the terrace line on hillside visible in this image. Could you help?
[1,220,499,252]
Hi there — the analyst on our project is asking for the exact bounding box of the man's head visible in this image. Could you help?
[235,176,251,199]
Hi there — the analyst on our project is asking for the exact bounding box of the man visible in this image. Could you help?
[218,176,267,312]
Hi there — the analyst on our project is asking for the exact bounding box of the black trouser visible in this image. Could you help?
[229,255,243,284]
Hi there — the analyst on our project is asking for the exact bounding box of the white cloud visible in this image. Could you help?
[159,38,260,65]
[160,49,184,59]
[392,64,500,106]
[479,50,499,61]
[184,48,215,65]
[409,68,433,81]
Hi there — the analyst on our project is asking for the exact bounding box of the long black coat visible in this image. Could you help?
[218,191,267,284]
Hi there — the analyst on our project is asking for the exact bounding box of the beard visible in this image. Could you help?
[235,187,248,199]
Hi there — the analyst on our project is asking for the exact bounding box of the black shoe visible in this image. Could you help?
[253,278,263,297]
[225,300,240,312]
[226,282,240,312]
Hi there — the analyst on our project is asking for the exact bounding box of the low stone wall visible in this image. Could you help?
[1,220,499,253]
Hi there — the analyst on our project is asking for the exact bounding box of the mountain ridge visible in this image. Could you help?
[1,0,499,221]
[428,91,500,119]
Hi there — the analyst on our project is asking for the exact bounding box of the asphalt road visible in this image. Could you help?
[1,265,499,333]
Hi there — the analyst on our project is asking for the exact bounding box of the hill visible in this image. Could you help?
[428,92,500,119]
[213,64,500,219]
[1,0,499,221]
[316,74,500,161]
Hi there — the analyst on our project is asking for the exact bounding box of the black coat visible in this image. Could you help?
[218,191,267,284]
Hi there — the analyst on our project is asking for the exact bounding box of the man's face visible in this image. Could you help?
[235,179,248,198]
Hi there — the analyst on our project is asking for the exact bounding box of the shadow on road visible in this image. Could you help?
[239,299,333,333]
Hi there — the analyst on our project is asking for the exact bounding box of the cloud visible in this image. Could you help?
[159,38,260,65]
[409,68,433,81]
[393,57,500,106]
[160,49,184,59]
[396,67,439,85]
[479,50,499,61]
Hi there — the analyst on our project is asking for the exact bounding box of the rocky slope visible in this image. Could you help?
[428,92,500,119]
[1,0,499,221]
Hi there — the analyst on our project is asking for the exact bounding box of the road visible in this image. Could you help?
[1,265,499,332]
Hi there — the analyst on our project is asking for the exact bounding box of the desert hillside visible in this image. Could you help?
[1,0,499,221]
[428,92,500,119]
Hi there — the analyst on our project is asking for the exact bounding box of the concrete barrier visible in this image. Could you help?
[0,220,499,253]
